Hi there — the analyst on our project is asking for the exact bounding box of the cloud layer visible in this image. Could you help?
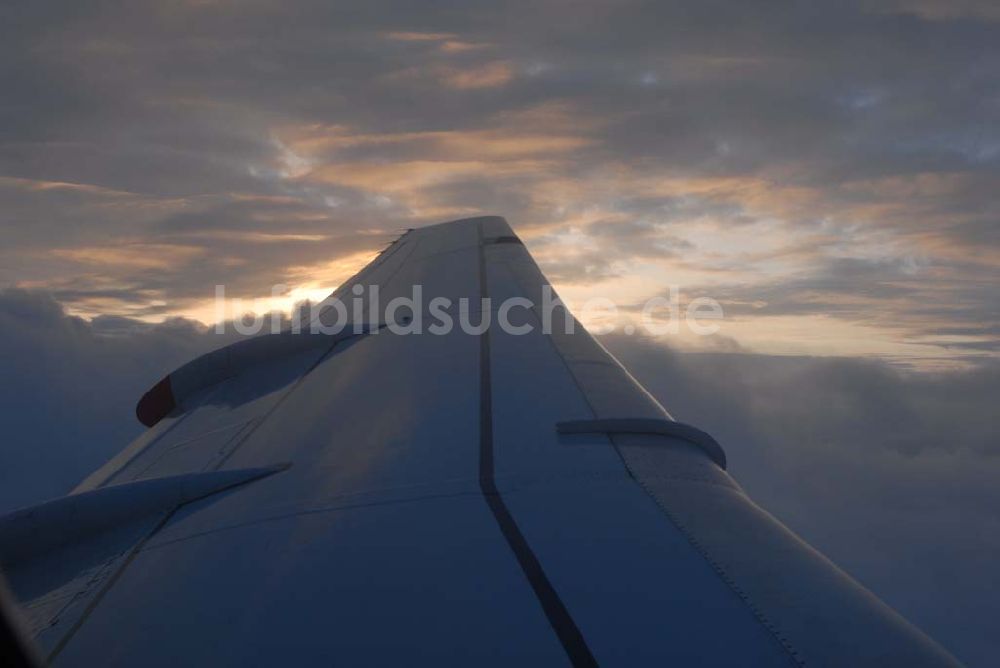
[1,0,997,363]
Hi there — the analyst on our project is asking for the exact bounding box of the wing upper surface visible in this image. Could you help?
[2,216,960,667]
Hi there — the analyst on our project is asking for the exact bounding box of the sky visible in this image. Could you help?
[1,0,998,664]
[2,0,998,365]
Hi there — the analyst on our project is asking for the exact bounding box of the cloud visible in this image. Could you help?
[0,289,219,511]
[438,61,514,89]
[869,0,1000,21]
[0,288,328,510]
[2,1,997,363]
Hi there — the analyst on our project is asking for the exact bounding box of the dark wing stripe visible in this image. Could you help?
[476,223,599,668]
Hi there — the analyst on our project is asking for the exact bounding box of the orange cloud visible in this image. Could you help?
[439,61,513,88]
[306,158,550,193]
[281,127,590,161]
[380,31,490,54]
[51,243,206,270]
[0,176,136,198]
[439,40,488,53]
[381,31,457,42]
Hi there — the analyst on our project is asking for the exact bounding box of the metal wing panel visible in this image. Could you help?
[79,344,332,487]
[144,317,484,539]
[53,497,571,667]
[3,216,961,667]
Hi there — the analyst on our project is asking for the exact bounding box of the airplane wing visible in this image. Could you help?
[0,216,960,666]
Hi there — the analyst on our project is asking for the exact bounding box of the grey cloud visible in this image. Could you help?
[584,217,694,257]
[2,1,998,334]
[0,288,319,509]
[0,288,217,510]
[523,217,697,284]
[674,253,1000,351]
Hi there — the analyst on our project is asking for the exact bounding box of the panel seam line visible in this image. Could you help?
[477,223,598,668]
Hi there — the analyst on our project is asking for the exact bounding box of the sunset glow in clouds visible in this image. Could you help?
[1,1,997,368]
[3,3,1000,664]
